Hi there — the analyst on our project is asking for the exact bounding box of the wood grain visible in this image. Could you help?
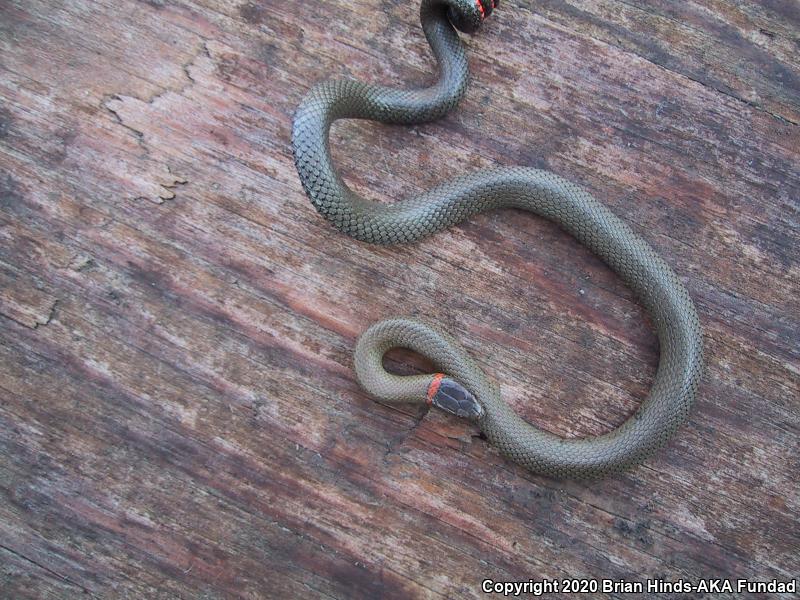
[1,0,798,597]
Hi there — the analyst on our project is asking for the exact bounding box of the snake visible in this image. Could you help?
[291,0,703,479]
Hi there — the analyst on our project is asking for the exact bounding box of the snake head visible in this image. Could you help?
[428,375,484,421]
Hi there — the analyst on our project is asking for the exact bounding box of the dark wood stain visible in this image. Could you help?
[0,0,798,598]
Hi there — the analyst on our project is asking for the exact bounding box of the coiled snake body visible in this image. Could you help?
[292,0,703,478]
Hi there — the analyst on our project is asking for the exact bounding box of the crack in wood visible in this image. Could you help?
[0,543,92,596]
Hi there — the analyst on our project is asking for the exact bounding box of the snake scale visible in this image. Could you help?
[291,0,703,479]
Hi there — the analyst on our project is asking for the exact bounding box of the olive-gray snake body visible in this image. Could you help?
[292,0,703,479]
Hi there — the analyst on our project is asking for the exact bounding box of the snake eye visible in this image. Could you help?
[429,376,484,420]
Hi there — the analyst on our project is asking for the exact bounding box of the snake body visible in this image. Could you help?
[292,0,703,478]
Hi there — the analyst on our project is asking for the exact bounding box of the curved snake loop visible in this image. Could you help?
[291,0,703,479]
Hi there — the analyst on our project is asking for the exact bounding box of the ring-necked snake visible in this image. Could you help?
[291,0,703,479]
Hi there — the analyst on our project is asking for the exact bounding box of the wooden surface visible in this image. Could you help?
[1,0,798,598]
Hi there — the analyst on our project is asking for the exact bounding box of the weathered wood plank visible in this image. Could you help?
[0,545,88,599]
[1,0,798,597]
